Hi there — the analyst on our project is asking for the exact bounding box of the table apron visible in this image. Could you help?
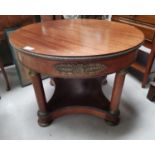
[16,50,137,78]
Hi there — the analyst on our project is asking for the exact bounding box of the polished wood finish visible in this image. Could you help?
[9,20,144,127]
[0,15,37,88]
[0,15,36,40]
[10,19,144,57]
[112,15,155,87]
[110,70,126,113]
[131,62,145,74]
[0,15,43,87]
[30,72,49,126]
[14,50,138,79]
[0,15,36,66]
[0,58,10,90]
[30,72,47,112]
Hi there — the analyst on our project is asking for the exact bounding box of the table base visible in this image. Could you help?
[30,71,126,127]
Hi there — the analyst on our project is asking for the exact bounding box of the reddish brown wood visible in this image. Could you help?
[30,71,50,126]
[112,16,155,44]
[0,15,36,39]
[142,38,155,87]
[9,19,144,57]
[30,72,47,112]
[9,20,144,127]
[31,77,120,126]
[40,15,63,22]
[38,77,114,126]
[131,62,145,74]
[110,70,126,113]
[15,49,138,79]
[0,58,10,91]
[39,106,118,125]
[48,77,109,111]
[112,15,155,87]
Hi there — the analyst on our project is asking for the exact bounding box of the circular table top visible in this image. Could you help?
[9,19,144,58]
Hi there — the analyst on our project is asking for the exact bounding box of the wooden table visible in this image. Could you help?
[9,19,144,127]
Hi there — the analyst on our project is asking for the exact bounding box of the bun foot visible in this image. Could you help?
[37,111,53,127]
[38,120,53,127]
[105,118,120,126]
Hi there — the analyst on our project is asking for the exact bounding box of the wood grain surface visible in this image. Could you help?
[9,19,144,58]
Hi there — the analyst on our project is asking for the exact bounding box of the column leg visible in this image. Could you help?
[107,70,126,125]
[29,70,51,126]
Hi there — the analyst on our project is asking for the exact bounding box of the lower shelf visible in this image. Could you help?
[131,62,145,74]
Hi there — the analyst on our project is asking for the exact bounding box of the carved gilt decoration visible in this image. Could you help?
[55,63,106,74]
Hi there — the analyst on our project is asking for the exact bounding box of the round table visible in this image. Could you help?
[9,19,144,127]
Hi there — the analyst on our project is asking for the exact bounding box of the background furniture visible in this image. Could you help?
[112,15,155,88]
[0,15,37,66]
[10,19,144,127]
[147,80,155,101]
[6,28,33,86]
[40,15,107,22]
[0,57,10,91]
[0,15,40,86]
[40,15,63,22]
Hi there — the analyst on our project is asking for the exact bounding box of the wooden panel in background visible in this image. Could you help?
[112,15,155,87]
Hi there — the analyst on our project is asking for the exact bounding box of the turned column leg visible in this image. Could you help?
[29,71,51,126]
[107,70,126,125]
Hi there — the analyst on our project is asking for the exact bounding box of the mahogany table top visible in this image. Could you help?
[9,19,144,58]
